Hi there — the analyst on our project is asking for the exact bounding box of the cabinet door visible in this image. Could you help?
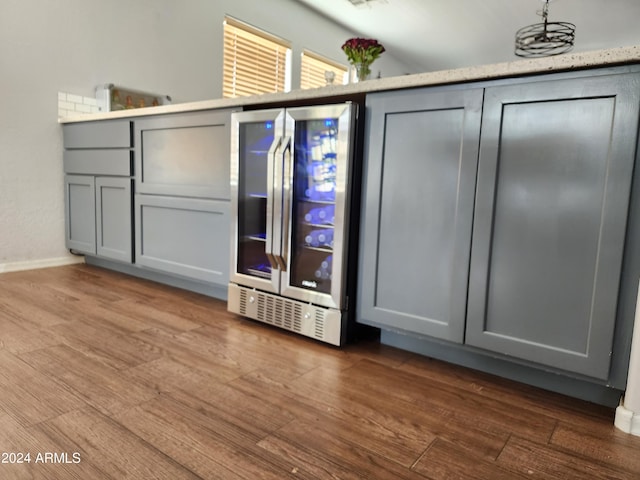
[358,87,483,342]
[64,175,96,254]
[135,110,236,199]
[467,73,640,379]
[135,195,230,285]
[96,177,133,263]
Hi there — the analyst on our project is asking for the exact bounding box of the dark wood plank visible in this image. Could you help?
[166,386,294,439]
[131,327,256,378]
[34,266,128,304]
[413,438,530,480]
[550,421,640,475]
[0,264,637,480]
[0,295,70,329]
[238,369,439,467]
[497,435,635,480]
[259,419,434,480]
[0,349,85,426]
[0,306,65,354]
[123,356,242,394]
[399,355,614,426]
[38,407,202,479]
[0,411,112,480]
[345,359,557,444]
[106,299,204,333]
[181,325,321,381]
[0,269,104,307]
[44,264,176,303]
[79,302,163,333]
[291,364,510,461]
[114,394,312,480]
[19,344,158,417]
[229,370,339,427]
[45,318,162,370]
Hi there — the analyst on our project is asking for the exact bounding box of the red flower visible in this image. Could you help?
[341,37,385,66]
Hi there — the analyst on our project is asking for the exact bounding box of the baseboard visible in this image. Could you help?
[615,401,640,435]
[0,255,85,274]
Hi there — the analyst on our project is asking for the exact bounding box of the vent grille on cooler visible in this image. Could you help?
[232,286,334,343]
[315,310,325,339]
[239,289,248,315]
[257,294,265,319]
[253,292,306,334]
[283,302,294,330]
[294,304,303,332]
[274,299,284,326]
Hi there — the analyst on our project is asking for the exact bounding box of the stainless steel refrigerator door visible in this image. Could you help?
[279,103,356,309]
[229,109,285,294]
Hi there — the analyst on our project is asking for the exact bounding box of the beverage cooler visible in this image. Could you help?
[228,103,358,345]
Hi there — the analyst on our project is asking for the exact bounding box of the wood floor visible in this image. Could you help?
[0,264,639,479]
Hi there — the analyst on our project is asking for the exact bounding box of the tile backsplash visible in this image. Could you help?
[58,92,102,118]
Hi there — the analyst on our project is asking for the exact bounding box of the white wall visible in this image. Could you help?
[0,0,412,269]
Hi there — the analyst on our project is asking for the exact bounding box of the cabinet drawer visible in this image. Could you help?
[63,120,132,148]
[64,150,132,176]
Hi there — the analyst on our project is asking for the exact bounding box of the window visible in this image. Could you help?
[300,50,348,89]
[223,17,291,98]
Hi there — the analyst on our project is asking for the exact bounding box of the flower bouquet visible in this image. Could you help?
[341,37,385,81]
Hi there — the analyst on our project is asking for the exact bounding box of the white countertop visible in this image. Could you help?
[60,45,640,124]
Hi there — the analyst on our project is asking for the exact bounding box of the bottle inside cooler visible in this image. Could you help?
[315,254,332,280]
[305,204,335,225]
[305,228,334,248]
[304,131,337,202]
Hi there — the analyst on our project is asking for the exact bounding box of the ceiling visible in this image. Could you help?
[294,0,640,73]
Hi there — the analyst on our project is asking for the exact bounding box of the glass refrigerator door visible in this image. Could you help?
[230,110,283,293]
[280,104,355,309]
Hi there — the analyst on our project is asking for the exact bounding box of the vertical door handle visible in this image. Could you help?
[277,136,292,272]
[265,136,281,270]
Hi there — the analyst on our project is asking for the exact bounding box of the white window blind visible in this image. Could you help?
[223,17,291,98]
[300,50,348,89]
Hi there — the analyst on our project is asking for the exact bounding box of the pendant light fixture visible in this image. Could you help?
[515,0,575,57]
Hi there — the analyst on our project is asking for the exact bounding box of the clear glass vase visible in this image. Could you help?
[353,62,372,82]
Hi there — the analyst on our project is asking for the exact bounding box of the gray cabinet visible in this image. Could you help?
[63,120,133,263]
[358,87,483,342]
[466,73,640,380]
[65,175,96,254]
[359,69,640,382]
[133,109,237,286]
[96,177,133,262]
[135,195,229,284]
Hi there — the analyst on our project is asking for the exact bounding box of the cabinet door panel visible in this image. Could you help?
[64,175,96,254]
[135,110,235,199]
[96,177,132,263]
[358,88,483,342]
[467,74,640,379]
[135,195,230,285]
